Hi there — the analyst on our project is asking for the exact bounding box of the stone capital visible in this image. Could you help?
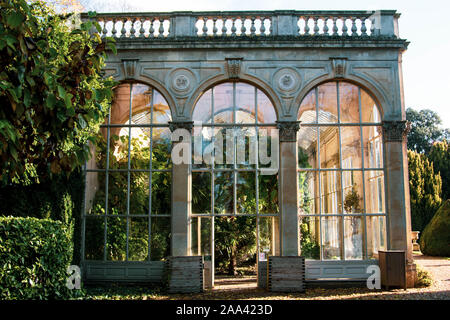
[168,121,194,133]
[382,120,410,142]
[276,121,301,142]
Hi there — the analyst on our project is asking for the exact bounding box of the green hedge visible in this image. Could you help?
[0,217,74,299]
[420,200,450,257]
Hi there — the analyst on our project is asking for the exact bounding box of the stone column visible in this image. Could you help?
[276,121,300,256]
[169,121,193,257]
[383,120,416,286]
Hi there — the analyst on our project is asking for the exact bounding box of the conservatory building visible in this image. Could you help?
[81,10,414,291]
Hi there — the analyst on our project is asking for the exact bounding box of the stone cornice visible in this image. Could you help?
[168,121,194,132]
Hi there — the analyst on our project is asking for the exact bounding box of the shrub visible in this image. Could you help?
[0,217,74,299]
[415,265,433,288]
[419,200,450,256]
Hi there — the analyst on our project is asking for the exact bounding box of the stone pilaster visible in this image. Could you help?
[276,121,300,256]
[169,121,193,256]
[382,120,415,287]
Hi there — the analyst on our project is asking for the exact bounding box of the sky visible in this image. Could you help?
[81,0,450,129]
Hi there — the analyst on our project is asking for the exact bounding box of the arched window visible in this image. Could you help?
[297,81,386,261]
[190,82,279,262]
[83,83,172,262]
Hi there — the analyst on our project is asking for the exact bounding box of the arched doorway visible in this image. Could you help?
[190,81,279,289]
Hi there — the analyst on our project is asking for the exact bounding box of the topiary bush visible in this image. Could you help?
[0,217,74,299]
[419,200,450,257]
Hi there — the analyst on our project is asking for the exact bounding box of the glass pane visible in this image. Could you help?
[130,84,151,125]
[298,89,316,123]
[213,127,233,169]
[298,171,318,215]
[130,172,149,215]
[237,172,256,214]
[214,171,234,214]
[298,126,318,169]
[342,170,364,214]
[151,172,171,215]
[193,89,212,124]
[85,172,106,215]
[110,83,131,125]
[236,83,255,124]
[361,89,381,123]
[339,82,360,123]
[257,89,276,123]
[320,171,342,214]
[340,126,362,168]
[363,126,383,168]
[213,83,233,124]
[300,216,320,260]
[236,127,257,168]
[321,217,341,260]
[365,171,385,213]
[109,128,130,170]
[318,82,338,123]
[344,217,363,260]
[152,127,171,170]
[192,172,211,214]
[191,217,212,256]
[366,216,386,259]
[152,90,171,124]
[106,217,127,261]
[258,126,278,169]
[319,126,340,169]
[89,133,108,169]
[192,126,212,169]
[108,172,128,215]
[129,127,150,169]
[150,217,170,261]
[259,174,278,214]
[85,217,104,260]
[258,217,276,261]
[129,218,149,261]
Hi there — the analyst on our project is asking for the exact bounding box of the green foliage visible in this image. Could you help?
[428,140,450,200]
[0,0,116,184]
[415,265,433,288]
[406,108,449,154]
[344,185,362,213]
[420,200,450,256]
[0,217,74,299]
[0,169,84,264]
[408,150,442,233]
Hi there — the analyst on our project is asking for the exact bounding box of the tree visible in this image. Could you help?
[428,140,450,200]
[0,0,115,185]
[406,108,449,154]
[408,150,442,233]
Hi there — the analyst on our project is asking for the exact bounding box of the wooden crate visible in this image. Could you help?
[378,250,406,290]
[268,256,305,292]
[166,256,204,293]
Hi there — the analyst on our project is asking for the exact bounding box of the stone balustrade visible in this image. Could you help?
[81,10,400,39]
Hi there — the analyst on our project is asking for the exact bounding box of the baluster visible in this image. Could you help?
[139,18,145,38]
[202,17,208,36]
[332,16,338,36]
[323,17,329,35]
[260,17,266,35]
[158,18,165,37]
[130,18,136,38]
[313,16,319,35]
[370,17,375,36]
[221,18,228,36]
[304,17,310,35]
[250,17,256,36]
[361,17,367,36]
[111,18,117,38]
[351,17,357,36]
[269,18,273,35]
[149,18,155,38]
[342,17,348,36]
[296,16,300,35]
[212,17,218,36]
[120,18,127,38]
[231,17,237,37]
[240,18,247,35]
[101,19,107,38]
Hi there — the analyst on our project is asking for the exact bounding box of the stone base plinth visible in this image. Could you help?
[406,262,417,288]
[166,256,204,293]
[268,256,305,292]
